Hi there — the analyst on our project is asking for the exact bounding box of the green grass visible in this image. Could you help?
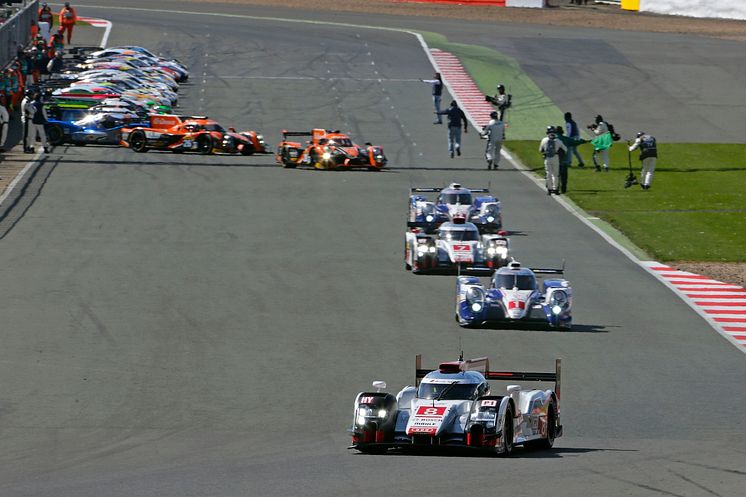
[420,32,563,140]
[506,141,746,261]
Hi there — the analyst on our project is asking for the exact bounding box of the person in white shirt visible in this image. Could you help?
[539,126,567,195]
[629,132,658,190]
[480,111,505,170]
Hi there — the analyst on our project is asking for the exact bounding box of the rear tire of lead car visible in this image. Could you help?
[197,134,213,155]
[129,130,148,153]
[540,403,557,449]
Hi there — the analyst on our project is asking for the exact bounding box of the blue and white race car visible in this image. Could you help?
[404,219,510,274]
[456,261,572,329]
[46,110,147,146]
[350,355,563,456]
[408,183,503,234]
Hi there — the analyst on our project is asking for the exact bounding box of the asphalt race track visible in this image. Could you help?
[1,2,744,496]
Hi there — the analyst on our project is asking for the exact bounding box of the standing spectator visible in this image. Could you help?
[47,51,64,76]
[28,92,50,154]
[563,111,585,167]
[589,114,611,172]
[38,2,54,30]
[437,100,468,158]
[539,126,566,195]
[30,19,39,40]
[59,2,78,45]
[21,91,33,153]
[19,49,33,86]
[29,46,43,83]
[48,30,65,58]
[629,131,658,190]
[0,94,9,153]
[420,72,444,124]
[555,126,586,194]
[480,110,505,170]
[486,84,511,121]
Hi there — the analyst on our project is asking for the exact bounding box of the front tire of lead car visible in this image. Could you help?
[497,405,514,457]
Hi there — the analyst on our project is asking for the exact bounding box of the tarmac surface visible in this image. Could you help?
[0,3,744,496]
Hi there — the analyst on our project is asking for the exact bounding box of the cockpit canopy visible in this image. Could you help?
[493,272,537,290]
[439,191,472,206]
[437,223,480,242]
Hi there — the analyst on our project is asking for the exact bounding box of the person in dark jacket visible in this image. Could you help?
[563,112,585,167]
[629,132,658,190]
[47,51,64,75]
[437,100,468,158]
[555,126,586,193]
[28,93,49,153]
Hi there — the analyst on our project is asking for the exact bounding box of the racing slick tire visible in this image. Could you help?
[280,148,297,168]
[497,405,514,457]
[197,134,214,155]
[240,143,255,156]
[540,402,557,449]
[47,124,65,146]
[128,130,148,153]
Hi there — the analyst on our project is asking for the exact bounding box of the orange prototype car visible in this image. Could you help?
[275,129,387,170]
[120,114,270,155]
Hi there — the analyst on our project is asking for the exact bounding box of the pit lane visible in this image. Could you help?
[0,2,744,496]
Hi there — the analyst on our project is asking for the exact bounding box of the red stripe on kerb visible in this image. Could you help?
[714,317,746,323]
[723,326,746,332]
[695,301,746,306]
[650,266,673,271]
[704,309,746,315]
[686,290,744,300]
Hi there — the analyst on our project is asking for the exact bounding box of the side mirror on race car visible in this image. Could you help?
[372,380,387,391]
[229,127,236,132]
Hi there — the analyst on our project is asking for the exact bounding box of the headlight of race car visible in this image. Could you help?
[257,134,264,144]
[474,409,497,428]
[486,216,495,223]
[356,406,374,426]
[549,290,569,314]
[466,287,485,312]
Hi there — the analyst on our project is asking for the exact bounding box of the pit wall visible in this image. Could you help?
[623,0,746,20]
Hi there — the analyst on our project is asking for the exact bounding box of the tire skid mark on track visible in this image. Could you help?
[645,262,746,351]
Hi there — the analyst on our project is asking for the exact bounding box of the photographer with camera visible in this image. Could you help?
[485,84,511,121]
[588,115,612,172]
[628,131,658,190]
[539,126,567,195]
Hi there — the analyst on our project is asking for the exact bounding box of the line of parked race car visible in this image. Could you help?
[39,46,388,170]
[37,44,565,458]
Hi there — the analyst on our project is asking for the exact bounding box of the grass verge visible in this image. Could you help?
[507,140,746,262]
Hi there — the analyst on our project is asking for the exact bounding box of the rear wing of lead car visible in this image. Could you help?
[410,187,490,193]
[415,355,561,399]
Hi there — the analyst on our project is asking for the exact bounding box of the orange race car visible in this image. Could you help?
[275,129,387,170]
[120,114,270,155]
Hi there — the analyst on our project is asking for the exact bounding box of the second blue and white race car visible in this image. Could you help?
[349,354,563,456]
[408,183,503,234]
[456,261,573,329]
[404,219,510,274]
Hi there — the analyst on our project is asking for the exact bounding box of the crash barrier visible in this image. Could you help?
[506,0,545,7]
[396,1,507,5]
[624,0,746,20]
[0,0,39,70]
